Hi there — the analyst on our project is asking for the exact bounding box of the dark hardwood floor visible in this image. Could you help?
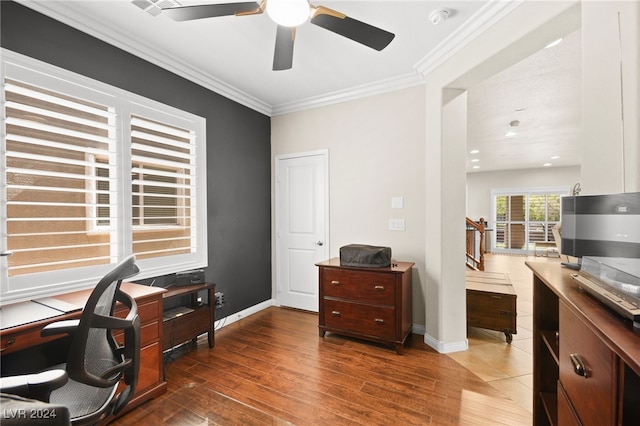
[111,305,531,425]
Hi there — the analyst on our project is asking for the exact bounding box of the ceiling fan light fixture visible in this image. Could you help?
[267,0,310,27]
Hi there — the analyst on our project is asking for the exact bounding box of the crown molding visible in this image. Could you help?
[414,0,525,77]
[14,0,273,116]
[271,72,424,116]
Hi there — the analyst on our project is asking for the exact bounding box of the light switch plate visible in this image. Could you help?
[389,218,406,231]
[391,196,404,209]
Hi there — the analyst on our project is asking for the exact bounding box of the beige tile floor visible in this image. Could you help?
[448,253,561,422]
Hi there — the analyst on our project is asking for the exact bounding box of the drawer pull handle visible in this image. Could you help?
[331,311,341,316]
[331,280,341,286]
[374,285,385,291]
[0,338,15,353]
[570,353,588,378]
[374,318,385,323]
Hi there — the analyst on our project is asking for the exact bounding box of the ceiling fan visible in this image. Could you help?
[161,0,395,71]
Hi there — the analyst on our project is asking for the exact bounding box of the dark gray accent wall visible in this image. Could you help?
[1,1,272,314]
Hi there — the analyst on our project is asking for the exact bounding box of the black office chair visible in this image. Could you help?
[0,255,141,425]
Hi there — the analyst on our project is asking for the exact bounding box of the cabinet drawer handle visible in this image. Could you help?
[331,280,341,286]
[0,338,15,352]
[331,311,341,316]
[374,285,385,291]
[570,353,589,378]
[374,318,385,323]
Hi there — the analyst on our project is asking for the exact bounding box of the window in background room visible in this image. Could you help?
[492,188,567,255]
[1,50,207,303]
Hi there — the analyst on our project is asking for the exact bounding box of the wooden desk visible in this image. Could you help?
[0,283,167,419]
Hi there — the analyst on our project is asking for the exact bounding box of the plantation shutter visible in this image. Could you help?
[4,78,116,277]
[130,114,197,260]
[2,51,207,302]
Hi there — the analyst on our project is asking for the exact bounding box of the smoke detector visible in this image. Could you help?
[429,8,451,26]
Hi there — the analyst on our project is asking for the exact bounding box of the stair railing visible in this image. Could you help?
[466,217,486,271]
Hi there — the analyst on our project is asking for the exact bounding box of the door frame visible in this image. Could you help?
[274,149,330,308]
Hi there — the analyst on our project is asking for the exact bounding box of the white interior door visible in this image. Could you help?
[276,150,328,312]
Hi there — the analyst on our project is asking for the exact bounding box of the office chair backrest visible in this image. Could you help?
[66,255,141,414]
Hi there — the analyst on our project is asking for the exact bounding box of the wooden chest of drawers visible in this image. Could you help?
[316,258,413,354]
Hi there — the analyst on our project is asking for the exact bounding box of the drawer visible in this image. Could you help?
[116,299,160,326]
[113,320,159,348]
[323,299,395,340]
[466,311,516,332]
[322,269,395,305]
[467,290,516,313]
[0,328,64,356]
[557,381,582,426]
[163,307,211,350]
[116,341,161,396]
[559,302,616,425]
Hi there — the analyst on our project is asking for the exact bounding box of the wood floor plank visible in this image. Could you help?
[111,305,531,425]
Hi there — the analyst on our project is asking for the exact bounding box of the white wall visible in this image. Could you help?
[466,166,581,225]
[271,86,428,327]
[581,0,639,194]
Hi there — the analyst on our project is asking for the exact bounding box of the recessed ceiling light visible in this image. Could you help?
[471,159,480,163]
[505,131,517,138]
[545,38,563,49]
[543,163,552,167]
[472,165,480,169]
[469,149,480,154]
[550,156,560,160]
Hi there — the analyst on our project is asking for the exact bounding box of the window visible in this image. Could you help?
[1,50,207,303]
[492,188,568,254]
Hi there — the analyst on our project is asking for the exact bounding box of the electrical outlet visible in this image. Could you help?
[214,291,224,307]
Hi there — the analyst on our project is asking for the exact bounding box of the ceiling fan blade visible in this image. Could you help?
[310,6,395,51]
[162,2,262,21]
[273,25,295,71]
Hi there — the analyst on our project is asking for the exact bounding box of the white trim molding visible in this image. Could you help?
[423,333,469,354]
[414,0,525,77]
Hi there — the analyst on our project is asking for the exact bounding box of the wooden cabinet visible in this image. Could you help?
[162,283,216,351]
[528,261,640,426]
[316,258,413,354]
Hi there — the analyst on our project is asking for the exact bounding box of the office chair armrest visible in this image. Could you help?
[0,370,68,402]
[41,319,80,338]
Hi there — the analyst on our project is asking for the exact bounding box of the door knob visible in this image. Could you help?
[313,241,323,246]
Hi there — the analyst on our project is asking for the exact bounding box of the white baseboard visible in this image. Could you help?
[411,324,426,335]
[423,332,468,354]
[214,299,275,329]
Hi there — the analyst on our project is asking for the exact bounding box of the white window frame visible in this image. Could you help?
[1,49,208,303]
[490,186,569,254]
